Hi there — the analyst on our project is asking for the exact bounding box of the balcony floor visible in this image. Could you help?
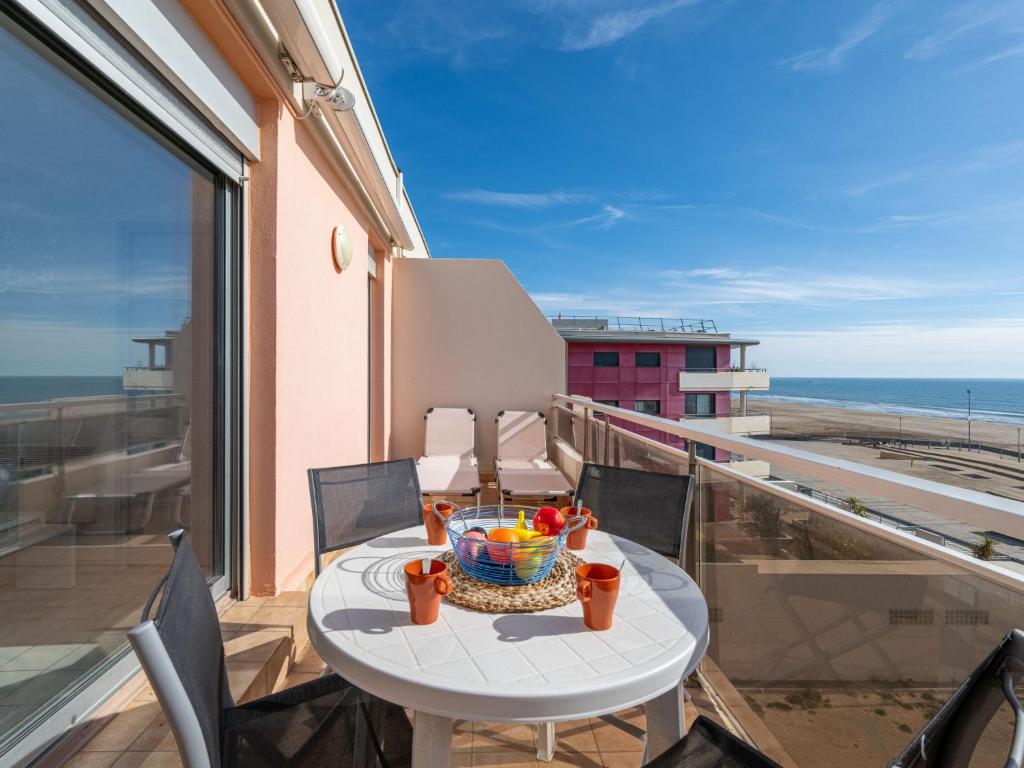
[61,586,707,768]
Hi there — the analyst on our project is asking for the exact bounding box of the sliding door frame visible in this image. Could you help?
[0,0,244,763]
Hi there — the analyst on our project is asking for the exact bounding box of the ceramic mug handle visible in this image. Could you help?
[576,578,592,603]
[435,575,452,596]
[587,516,599,530]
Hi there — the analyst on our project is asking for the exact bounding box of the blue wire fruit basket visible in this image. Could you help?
[443,505,586,586]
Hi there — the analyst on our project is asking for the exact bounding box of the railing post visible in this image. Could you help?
[582,406,592,462]
[603,413,612,466]
[685,461,699,581]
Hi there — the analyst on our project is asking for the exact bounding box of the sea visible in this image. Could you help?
[749,378,1024,426]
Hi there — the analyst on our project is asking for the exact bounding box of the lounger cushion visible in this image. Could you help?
[497,462,573,497]
[416,457,480,496]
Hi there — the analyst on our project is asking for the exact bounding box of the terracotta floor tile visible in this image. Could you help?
[82,700,162,752]
[110,751,183,767]
[547,750,604,768]
[293,643,327,673]
[554,719,598,753]
[589,711,646,754]
[451,719,473,750]
[127,715,176,752]
[63,752,122,768]
[262,590,308,608]
[597,753,644,768]
[226,662,266,703]
[473,722,538,753]
[471,751,539,768]
[223,630,286,665]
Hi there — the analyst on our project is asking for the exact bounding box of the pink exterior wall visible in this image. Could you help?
[567,341,733,460]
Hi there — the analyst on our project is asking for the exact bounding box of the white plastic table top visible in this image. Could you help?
[307,525,709,723]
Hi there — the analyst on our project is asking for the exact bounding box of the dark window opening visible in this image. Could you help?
[685,346,716,371]
[685,393,716,417]
[635,351,661,368]
[696,443,716,460]
[634,400,661,415]
[595,400,619,408]
[593,351,619,367]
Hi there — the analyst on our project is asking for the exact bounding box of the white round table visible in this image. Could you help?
[308,525,709,766]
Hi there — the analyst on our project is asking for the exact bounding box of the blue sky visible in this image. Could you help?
[342,0,1024,377]
[0,20,201,377]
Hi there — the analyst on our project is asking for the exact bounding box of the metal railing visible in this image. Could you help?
[548,314,719,334]
[549,394,1024,766]
[682,409,770,419]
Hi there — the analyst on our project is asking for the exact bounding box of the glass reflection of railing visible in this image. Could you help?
[550,394,1024,766]
[0,393,186,474]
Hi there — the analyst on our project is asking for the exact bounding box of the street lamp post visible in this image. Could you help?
[898,416,903,447]
[967,389,972,453]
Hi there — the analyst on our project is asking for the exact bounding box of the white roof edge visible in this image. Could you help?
[255,0,429,255]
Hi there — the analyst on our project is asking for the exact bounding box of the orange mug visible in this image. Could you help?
[404,559,453,624]
[562,506,598,550]
[424,502,454,545]
[575,563,620,631]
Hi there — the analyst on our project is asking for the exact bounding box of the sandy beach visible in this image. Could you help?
[751,399,1024,453]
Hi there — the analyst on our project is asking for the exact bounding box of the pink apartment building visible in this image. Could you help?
[553,316,770,460]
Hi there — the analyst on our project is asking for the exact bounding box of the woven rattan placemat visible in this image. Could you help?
[439,549,584,613]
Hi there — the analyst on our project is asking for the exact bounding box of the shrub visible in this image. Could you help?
[971,535,996,561]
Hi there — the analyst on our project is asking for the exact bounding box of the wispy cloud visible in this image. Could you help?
[841,140,1024,197]
[444,189,595,208]
[737,318,1024,377]
[905,1,1021,61]
[559,0,702,52]
[532,267,942,317]
[444,187,667,209]
[780,2,893,71]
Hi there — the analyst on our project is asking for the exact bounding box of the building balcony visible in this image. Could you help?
[681,409,771,436]
[678,367,769,391]
[122,366,174,390]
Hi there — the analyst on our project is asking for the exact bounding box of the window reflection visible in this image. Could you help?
[0,15,221,744]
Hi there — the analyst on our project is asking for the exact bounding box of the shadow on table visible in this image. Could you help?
[340,550,440,601]
[364,536,429,549]
[321,607,412,634]
[492,614,588,642]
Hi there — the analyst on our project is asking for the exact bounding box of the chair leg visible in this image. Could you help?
[536,721,555,761]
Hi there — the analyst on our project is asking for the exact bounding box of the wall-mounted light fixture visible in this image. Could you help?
[301,80,356,113]
[332,224,354,272]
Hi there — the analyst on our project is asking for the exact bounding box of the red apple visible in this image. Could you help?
[533,506,565,537]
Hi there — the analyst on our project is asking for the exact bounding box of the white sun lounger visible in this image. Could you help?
[495,410,573,506]
[415,407,481,504]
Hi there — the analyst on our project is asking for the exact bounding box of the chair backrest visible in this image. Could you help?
[892,629,1024,768]
[496,410,549,462]
[424,407,476,459]
[308,458,423,575]
[128,531,229,768]
[575,463,693,565]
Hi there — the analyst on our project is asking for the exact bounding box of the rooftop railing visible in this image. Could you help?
[548,314,719,334]
[549,394,1024,766]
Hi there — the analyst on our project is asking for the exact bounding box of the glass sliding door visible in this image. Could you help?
[0,6,236,757]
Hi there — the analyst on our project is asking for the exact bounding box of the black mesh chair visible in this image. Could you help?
[307,459,423,576]
[574,463,694,567]
[647,716,782,768]
[891,628,1024,768]
[128,530,412,768]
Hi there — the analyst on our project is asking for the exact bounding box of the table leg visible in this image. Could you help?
[536,721,555,762]
[412,711,453,768]
[644,682,685,764]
